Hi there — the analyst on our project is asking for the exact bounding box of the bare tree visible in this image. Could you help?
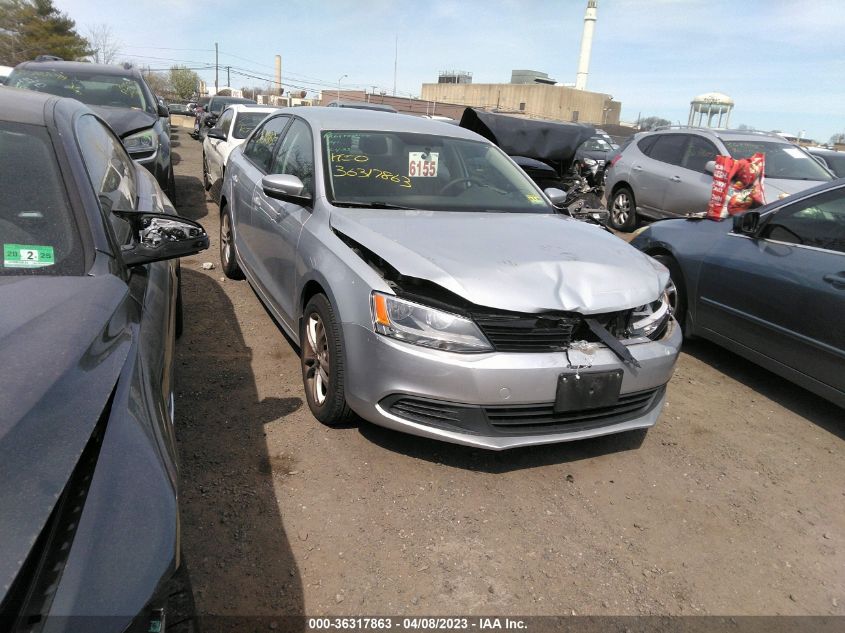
[87,23,119,64]
[830,132,845,145]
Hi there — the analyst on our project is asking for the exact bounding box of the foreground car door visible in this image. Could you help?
[696,187,845,399]
[659,135,718,216]
[228,114,290,280]
[248,117,315,325]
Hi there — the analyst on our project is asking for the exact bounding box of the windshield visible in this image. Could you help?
[583,137,613,152]
[322,131,553,213]
[8,68,153,114]
[233,112,271,139]
[0,122,84,276]
[816,152,845,178]
[722,140,833,181]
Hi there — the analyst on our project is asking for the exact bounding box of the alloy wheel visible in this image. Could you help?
[612,192,630,224]
[303,314,330,405]
[220,212,232,265]
[664,277,678,315]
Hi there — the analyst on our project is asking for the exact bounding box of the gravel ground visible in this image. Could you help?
[167,119,844,619]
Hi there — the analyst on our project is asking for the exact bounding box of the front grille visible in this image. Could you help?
[484,386,662,433]
[382,386,664,437]
[473,313,582,352]
[390,398,466,426]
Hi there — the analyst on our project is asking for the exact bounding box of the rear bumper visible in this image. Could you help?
[342,318,681,450]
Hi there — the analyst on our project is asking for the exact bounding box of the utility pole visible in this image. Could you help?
[392,35,398,97]
[227,65,230,88]
[214,42,219,93]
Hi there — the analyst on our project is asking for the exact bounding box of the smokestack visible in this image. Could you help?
[575,0,597,91]
[274,55,282,96]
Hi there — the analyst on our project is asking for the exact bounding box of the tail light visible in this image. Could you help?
[608,154,623,169]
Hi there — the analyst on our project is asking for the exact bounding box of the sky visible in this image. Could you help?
[55,0,845,142]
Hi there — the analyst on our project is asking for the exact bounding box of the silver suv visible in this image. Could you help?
[604,127,834,231]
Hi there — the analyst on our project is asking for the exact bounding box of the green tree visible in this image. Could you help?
[169,65,199,101]
[638,116,671,131]
[0,0,91,65]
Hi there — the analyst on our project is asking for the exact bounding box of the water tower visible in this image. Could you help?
[688,92,734,128]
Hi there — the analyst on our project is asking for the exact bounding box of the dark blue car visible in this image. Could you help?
[631,180,845,408]
[0,88,207,630]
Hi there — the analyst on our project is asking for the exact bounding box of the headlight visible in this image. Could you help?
[628,290,670,339]
[371,292,492,353]
[123,128,159,155]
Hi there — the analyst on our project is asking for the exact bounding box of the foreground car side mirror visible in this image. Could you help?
[543,187,567,207]
[114,211,209,266]
[204,116,217,127]
[157,103,170,118]
[733,210,760,236]
[704,160,716,174]
[206,127,227,141]
[262,174,312,206]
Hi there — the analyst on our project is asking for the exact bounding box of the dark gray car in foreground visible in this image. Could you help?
[0,88,208,630]
[631,179,845,407]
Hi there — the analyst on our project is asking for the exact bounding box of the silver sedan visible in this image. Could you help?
[218,107,681,450]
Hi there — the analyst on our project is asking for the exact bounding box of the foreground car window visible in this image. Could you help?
[0,122,84,275]
[9,69,153,114]
[763,187,845,253]
[322,131,552,213]
[723,141,833,181]
[75,115,138,244]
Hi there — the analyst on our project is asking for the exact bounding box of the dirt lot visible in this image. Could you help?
[168,122,844,618]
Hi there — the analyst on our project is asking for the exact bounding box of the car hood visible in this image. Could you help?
[0,275,132,598]
[330,209,668,314]
[764,177,827,200]
[88,105,157,138]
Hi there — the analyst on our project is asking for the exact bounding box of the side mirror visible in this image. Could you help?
[732,210,760,236]
[206,127,227,141]
[113,211,209,266]
[262,174,312,206]
[158,103,169,118]
[543,187,567,207]
[704,160,716,174]
[204,115,217,127]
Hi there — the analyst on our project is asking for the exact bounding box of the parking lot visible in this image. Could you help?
[167,121,844,617]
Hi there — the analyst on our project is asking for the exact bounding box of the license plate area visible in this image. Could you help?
[555,369,623,412]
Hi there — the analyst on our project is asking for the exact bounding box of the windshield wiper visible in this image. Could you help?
[332,200,415,210]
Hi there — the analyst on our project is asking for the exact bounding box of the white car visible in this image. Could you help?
[202,104,279,191]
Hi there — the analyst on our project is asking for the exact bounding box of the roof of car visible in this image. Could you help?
[278,106,485,141]
[646,126,793,144]
[0,86,57,125]
[224,104,279,113]
[14,59,143,78]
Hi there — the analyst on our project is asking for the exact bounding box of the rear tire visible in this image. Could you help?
[300,294,356,427]
[653,254,688,334]
[161,562,198,633]
[609,186,637,232]
[219,205,244,280]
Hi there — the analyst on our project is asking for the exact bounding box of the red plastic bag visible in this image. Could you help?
[707,152,766,220]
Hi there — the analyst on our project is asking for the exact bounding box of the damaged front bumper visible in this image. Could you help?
[342,317,682,450]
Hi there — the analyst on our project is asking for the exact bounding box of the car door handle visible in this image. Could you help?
[232,174,239,184]
[632,164,643,171]
[670,175,681,182]
[823,272,845,289]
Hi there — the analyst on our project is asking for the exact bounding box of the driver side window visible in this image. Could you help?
[762,188,845,254]
[243,115,290,173]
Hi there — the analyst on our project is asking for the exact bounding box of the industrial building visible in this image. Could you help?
[419,0,620,126]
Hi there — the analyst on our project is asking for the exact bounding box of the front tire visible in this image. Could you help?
[609,186,637,232]
[300,294,356,426]
[219,205,244,280]
[653,254,688,334]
